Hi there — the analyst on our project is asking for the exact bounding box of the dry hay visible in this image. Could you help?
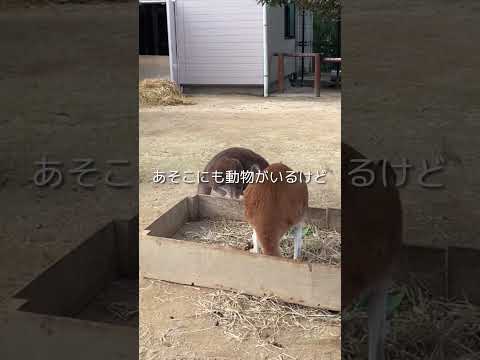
[173,218,341,265]
[195,289,340,353]
[139,281,340,359]
[342,277,480,360]
[139,79,193,107]
[282,226,340,265]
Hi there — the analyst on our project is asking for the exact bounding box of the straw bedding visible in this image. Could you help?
[172,218,341,265]
[139,79,193,107]
[194,278,480,359]
[195,290,339,354]
[342,277,480,359]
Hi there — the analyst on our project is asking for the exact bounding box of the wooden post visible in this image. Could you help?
[314,54,321,97]
[278,54,285,93]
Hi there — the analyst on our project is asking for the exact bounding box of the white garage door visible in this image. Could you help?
[175,0,264,85]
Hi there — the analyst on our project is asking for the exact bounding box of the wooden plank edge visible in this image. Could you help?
[146,196,190,237]
[140,234,340,311]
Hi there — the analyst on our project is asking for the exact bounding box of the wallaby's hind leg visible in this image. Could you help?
[250,229,260,254]
[293,223,304,260]
[367,277,389,360]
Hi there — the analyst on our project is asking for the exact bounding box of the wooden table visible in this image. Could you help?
[274,53,341,97]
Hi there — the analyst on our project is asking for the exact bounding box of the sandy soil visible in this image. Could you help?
[140,91,341,359]
[140,278,340,360]
[139,91,341,214]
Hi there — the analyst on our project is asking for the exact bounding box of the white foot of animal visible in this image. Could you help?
[250,230,260,254]
[293,223,304,260]
[368,278,389,360]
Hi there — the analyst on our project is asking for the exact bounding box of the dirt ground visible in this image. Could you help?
[139,91,341,359]
[140,278,340,360]
[139,91,341,213]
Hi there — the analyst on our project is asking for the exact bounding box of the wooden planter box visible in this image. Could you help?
[140,195,342,311]
[3,217,139,359]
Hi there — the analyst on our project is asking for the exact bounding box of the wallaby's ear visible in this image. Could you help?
[250,164,261,173]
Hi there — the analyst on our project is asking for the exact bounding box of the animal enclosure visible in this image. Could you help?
[140,194,342,310]
[141,194,480,312]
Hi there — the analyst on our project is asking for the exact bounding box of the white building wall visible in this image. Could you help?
[267,5,296,84]
[175,0,264,85]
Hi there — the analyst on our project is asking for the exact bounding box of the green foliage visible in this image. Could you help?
[286,225,314,236]
[313,16,339,57]
[303,225,314,237]
[313,14,340,72]
[257,0,341,20]
[387,290,406,316]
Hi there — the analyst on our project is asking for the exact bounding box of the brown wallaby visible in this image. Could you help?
[342,142,402,360]
[243,163,308,260]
